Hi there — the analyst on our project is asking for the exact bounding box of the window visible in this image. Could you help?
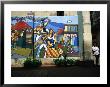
[67,25,78,32]
[57,11,64,16]
[64,25,79,56]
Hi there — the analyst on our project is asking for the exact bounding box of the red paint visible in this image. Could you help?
[11,21,31,30]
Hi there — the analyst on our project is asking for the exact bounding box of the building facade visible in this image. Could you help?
[11,11,93,65]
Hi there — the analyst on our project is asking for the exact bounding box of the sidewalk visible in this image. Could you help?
[11,65,100,77]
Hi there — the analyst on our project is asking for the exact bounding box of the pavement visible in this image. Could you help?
[11,65,100,77]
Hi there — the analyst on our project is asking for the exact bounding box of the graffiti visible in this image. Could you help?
[11,16,79,59]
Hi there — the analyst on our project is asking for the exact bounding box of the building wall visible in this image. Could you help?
[82,11,93,60]
[11,11,57,16]
[64,11,77,16]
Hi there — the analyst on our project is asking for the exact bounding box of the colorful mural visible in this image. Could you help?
[11,15,79,59]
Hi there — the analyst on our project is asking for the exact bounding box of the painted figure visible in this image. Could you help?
[71,34,75,46]
[46,29,59,58]
[47,29,55,48]
[36,35,47,58]
[73,34,79,52]
[34,26,48,58]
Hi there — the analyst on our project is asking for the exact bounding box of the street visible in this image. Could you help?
[11,65,100,77]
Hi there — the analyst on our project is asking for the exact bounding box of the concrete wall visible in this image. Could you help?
[11,11,57,16]
[82,11,93,60]
[64,11,77,16]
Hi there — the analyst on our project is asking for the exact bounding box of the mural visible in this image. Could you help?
[11,15,79,59]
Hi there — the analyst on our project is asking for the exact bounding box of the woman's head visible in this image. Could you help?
[93,43,97,46]
[49,29,54,37]
[36,26,43,31]
[49,29,54,33]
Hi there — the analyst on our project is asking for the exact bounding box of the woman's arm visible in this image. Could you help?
[47,41,52,47]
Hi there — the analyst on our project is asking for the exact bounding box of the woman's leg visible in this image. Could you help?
[95,55,99,65]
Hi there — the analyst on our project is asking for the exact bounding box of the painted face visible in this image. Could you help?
[50,29,53,34]
[12,33,15,37]
[74,34,77,37]
[36,26,43,31]
[72,34,74,37]
[66,34,69,37]
[64,34,66,37]
[68,34,70,37]
[54,33,57,37]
